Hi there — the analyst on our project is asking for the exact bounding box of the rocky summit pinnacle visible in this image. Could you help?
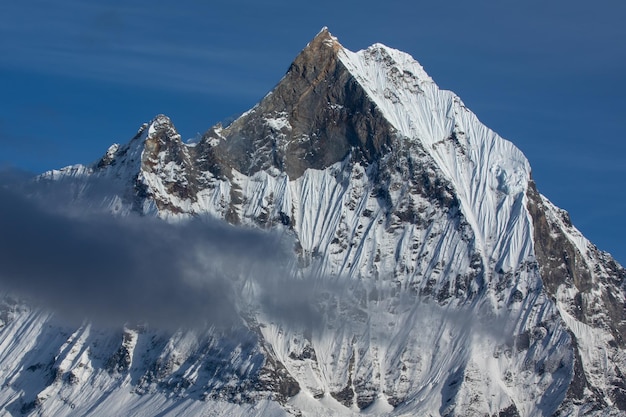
[2,29,626,417]
[199,27,396,179]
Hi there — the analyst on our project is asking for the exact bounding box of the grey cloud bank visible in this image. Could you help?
[0,177,299,330]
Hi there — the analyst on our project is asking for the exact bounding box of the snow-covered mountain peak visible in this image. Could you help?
[90,113,185,176]
[4,29,626,417]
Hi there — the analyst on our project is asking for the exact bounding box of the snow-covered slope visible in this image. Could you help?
[1,28,624,417]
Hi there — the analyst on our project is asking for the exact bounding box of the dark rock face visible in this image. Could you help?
[527,180,626,412]
[527,180,626,343]
[203,28,396,179]
[254,340,301,403]
[498,403,520,417]
[105,329,134,374]
[526,181,593,309]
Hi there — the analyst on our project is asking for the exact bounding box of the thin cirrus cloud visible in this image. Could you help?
[0,2,278,97]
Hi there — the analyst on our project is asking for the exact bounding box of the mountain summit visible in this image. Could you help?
[203,26,397,179]
[1,29,625,417]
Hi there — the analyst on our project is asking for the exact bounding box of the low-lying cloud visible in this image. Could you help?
[0,173,306,330]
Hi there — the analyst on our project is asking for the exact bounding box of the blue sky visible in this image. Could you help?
[1,0,625,265]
